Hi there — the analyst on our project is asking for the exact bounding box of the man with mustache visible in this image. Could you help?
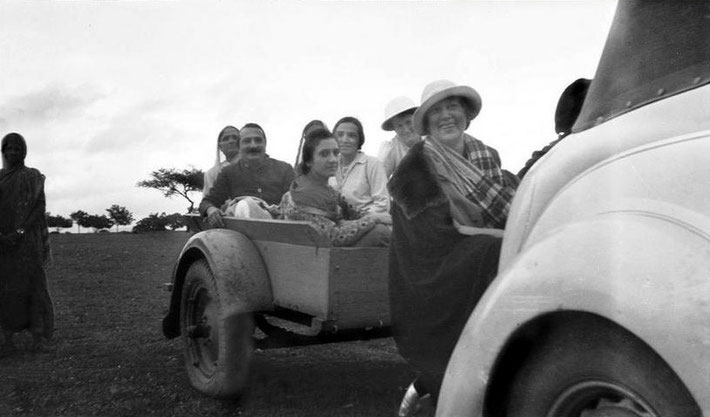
[199,123,295,228]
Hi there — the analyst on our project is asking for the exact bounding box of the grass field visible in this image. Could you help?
[0,232,413,417]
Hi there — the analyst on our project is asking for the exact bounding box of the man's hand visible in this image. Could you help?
[206,206,225,228]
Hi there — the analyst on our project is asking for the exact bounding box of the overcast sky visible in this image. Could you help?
[0,0,617,227]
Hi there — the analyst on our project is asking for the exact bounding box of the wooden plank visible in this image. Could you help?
[326,247,391,330]
[183,214,331,247]
[252,241,331,319]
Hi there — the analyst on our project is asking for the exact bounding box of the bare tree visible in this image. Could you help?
[136,167,204,213]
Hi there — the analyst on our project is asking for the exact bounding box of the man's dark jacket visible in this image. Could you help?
[199,156,295,215]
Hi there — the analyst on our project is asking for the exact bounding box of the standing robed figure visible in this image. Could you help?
[0,132,54,356]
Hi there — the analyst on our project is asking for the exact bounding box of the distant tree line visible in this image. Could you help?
[67,205,134,233]
[46,205,185,233]
[132,212,185,233]
[45,165,203,234]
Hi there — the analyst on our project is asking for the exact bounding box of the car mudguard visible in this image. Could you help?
[437,212,710,416]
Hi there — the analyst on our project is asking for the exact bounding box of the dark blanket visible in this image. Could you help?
[388,141,501,397]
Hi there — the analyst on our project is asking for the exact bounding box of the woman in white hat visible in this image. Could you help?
[377,96,421,178]
[387,80,518,416]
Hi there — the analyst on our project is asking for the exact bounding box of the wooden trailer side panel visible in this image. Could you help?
[252,241,331,319]
[184,214,331,247]
[326,247,391,330]
[183,214,391,330]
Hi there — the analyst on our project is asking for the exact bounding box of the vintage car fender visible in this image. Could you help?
[162,228,272,338]
[439,2,710,414]
[437,210,710,416]
[438,119,710,416]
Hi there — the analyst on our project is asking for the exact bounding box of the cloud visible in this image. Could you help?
[83,94,189,154]
[0,83,104,129]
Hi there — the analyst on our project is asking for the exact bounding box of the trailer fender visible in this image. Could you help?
[163,229,272,338]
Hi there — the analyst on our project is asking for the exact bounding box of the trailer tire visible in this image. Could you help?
[180,259,254,399]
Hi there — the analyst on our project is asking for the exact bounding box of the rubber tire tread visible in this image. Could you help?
[180,259,254,399]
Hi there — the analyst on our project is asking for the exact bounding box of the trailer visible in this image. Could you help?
[162,214,390,398]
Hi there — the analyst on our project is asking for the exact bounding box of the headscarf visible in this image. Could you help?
[213,125,239,169]
[295,120,328,173]
[1,132,27,171]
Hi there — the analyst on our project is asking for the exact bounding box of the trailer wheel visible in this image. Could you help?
[506,318,699,417]
[180,259,254,399]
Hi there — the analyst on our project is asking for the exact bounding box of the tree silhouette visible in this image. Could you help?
[164,213,186,230]
[46,213,73,232]
[70,210,89,233]
[84,214,114,232]
[106,204,134,232]
[132,212,170,233]
[136,167,204,213]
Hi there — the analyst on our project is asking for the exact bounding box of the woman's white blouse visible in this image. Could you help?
[329,151,390,214]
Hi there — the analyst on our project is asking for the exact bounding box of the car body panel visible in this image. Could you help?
[502,83,710,266]
[437,82,710,416]
[438,214,710,416]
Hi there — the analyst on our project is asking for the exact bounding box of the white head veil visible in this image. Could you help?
[214,125,239,169]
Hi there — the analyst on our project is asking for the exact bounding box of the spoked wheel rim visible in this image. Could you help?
[185,281,220,380]
[549,380,658,417]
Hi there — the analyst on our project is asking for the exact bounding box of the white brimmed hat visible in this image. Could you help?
[381,96,418,131]
[413,79,482,136]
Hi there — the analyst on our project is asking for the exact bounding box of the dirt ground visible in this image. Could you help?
[0,232,417,417]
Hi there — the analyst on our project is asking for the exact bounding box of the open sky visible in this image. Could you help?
[0,0,617,227]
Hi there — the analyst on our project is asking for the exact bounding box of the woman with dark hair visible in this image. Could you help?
[329,116,390,215]
[294,119,328,175]
[0,132,54,356]
[280,127,390,247]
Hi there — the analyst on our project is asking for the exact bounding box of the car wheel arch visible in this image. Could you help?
[482,310,699,417]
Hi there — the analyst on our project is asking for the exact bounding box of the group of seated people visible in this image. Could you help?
[199,77,590,250]
[198,107,419,247]
[198,78,592,415]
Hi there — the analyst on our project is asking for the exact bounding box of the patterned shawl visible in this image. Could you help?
[423,134,516,229]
